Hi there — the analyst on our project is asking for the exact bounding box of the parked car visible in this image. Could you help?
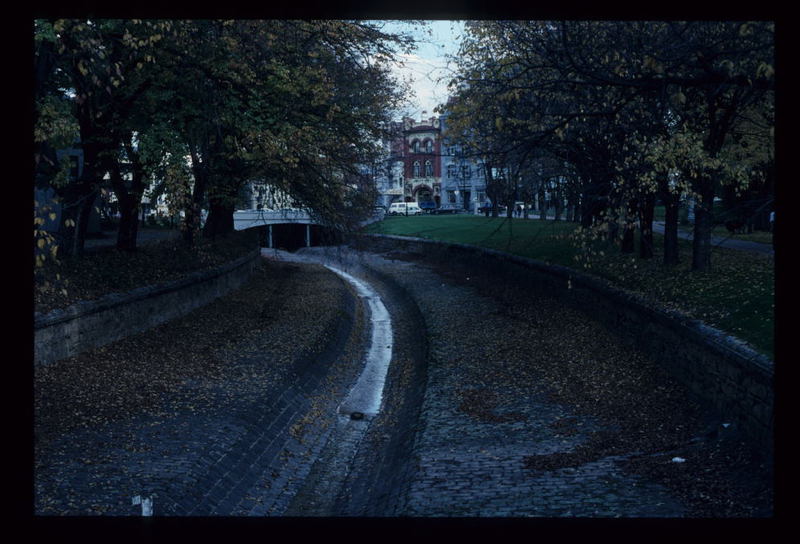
[388,202,423,216]
[434,204,459,215]
[418,200,437,213]
[478,203,507,215]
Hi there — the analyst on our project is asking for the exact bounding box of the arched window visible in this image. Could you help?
[425,160,433,177]
[413,161,420,177]
[425,140,433,153]
[411,140,420,153]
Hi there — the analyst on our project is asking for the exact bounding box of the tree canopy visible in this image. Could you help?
[34,18,414,260]
[443,21,774,271]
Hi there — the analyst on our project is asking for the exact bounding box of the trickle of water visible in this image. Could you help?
[323,264,393,419]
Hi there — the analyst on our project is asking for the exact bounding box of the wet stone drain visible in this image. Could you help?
[34,246,772,517]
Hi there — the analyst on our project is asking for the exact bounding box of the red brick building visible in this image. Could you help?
[399,115,443,205]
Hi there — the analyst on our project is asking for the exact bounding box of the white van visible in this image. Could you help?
[388,202,422,216]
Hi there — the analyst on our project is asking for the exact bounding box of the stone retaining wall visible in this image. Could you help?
[34,250,261,367]
[356,234,774,455]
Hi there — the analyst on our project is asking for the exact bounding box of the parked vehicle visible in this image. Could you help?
[478,203,507,215]
[434,204,459,215]
[388,202,423,216]
[418,200,437,213]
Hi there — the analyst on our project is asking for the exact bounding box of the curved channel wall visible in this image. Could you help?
[34,249,261,367]
[356,234,774,455]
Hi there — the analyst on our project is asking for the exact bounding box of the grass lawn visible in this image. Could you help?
[369,214,581,264]
[365,214,774,359]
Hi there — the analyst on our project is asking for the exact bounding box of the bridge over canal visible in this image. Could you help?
[233,209,385,251]
[234,209,332,251]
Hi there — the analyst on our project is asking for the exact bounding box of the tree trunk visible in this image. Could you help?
[59,158,99,258]
[109,143,146,252]
[657,174,681,266]
[580,202,593,227]
[203,200,235,238]
[638,192,655,259]
[184,145,208,246]
[662,194,680,266]
[73,192,97,258]
[538,188,547,220]
[621,220,635,253]
[116,198,140,251]
[553,190,562,221]
[691,181,715,271]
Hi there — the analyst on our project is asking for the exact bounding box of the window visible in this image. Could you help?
[447,164,457,177]
[411,140,420,153]
[413,161,420,177]
[425,160,433,177]
[425,140,433,153]
[461,165,471,179]
[477,191,486,202]
[447,190,456,204]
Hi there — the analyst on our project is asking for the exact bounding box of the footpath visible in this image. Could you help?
[651,221,774,255]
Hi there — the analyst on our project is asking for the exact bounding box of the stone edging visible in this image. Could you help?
[34,249,261,366]
[357,233,774,453]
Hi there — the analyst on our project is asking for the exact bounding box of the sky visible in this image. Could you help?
[376,20,466,121]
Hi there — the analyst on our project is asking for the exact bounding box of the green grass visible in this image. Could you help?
[365,214,774,359]
[368,214,580,264]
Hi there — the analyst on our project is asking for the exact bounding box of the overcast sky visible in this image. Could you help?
[377,20,466,120]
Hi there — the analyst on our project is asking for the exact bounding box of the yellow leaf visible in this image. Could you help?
[37,238,45,249]
[49,212,57,221]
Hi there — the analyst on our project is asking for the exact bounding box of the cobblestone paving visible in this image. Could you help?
[348,251,689,517]
[34,246,773,519]
[34,261,366,516]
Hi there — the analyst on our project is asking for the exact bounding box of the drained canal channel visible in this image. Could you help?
[33,245,773,518]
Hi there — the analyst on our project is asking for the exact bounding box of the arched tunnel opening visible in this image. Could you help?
[256,223,344,251]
